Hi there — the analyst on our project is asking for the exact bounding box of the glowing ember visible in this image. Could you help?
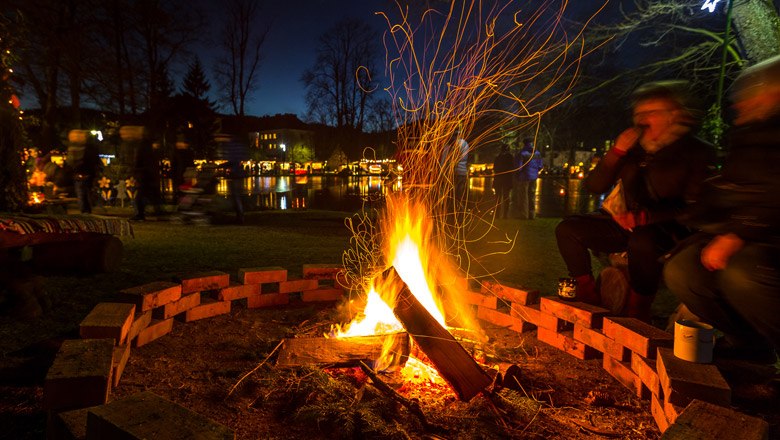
[28,191,44,205]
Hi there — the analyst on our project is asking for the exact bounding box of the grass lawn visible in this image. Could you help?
[1,208,680,357]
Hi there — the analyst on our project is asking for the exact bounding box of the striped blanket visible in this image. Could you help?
[0,214,133,238]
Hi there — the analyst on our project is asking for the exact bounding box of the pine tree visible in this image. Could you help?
[182,57,212,101]
[0,23,29,212]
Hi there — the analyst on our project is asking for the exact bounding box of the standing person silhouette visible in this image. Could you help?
[492,143,514,219]
[514,138,543,219]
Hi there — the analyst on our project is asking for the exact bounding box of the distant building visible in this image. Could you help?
[253,128,314,163]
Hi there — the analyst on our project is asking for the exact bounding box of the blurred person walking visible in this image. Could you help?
[67,129,101,214]
[513,138,543,219]
[492,143,514,219]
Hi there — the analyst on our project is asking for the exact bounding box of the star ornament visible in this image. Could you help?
[701,0,722,13]
[98,176,111,188]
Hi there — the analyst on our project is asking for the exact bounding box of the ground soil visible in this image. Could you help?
[110,301,662,440]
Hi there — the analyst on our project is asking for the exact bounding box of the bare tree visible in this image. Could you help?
[301,18,379,132]
[214,0,270,117]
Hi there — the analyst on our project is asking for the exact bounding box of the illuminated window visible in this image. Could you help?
[273,133,277,139]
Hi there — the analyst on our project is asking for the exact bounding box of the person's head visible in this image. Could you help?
[730,55,780,125]
[522,138,533,151]
[631,80,699,152]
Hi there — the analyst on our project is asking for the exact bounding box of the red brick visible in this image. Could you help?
[302,264,344,280]
[461,290,498,309]
[602,355,647,399]
[477,306,535,333]
[510,303,541,326]
[539,297,609,328]
[537,312,571,332]
[112,344,131,387]
[301,287,344,302]
[134,319,173,347]
[181,298,231,322]
[217,282,260,301]
[85,391,234,439]
[279,278,319,294]
[656,347,731,407]
[44,339,114,411]
[573,324,628,361]
[247,292,289,308]
[128,310,152,342]
[481,280,539,305]
[663,398,684,425]
[537,328,600,360]
[153,293,201,320]
[118,281,181,312]
[177,271,230,294]
[602,317,673,358]
[651,394,670,433]
[80,303,136,345]
[238,266,287,284]
[663,400,769,440]
[631,352,661,398]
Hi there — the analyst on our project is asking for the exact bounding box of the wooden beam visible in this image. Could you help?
[384,267,492,401]
[276,332,409,368]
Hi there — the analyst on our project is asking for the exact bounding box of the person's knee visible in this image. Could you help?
[627,227,656,256]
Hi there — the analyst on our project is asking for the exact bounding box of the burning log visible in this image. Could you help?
[276,332,410,368]
[383,267,492,401]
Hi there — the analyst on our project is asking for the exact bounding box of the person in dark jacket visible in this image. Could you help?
[513,138,543,219]
[216,133,248,224]
[664,55,780,362]
[123,126,164,221]
[555,81,716,320]
[492,143,515,219]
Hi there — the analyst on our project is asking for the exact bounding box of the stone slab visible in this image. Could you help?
[86,391,234,439]
[44,339,114,411]
[656,347,731,407]
[661,399,769,440]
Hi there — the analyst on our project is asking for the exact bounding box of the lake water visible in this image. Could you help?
[167,175,603,218]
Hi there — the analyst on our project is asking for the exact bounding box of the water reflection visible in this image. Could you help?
[165,175,601,217]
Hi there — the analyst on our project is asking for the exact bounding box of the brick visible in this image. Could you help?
[86,391,234,439]
[477,306,535,333]
[663,399,684,425]
[279,278,319,294]
[111,344,131,388]
[461,290,498,309]
[481,280,539,305]
[603,317,673,358]
[537,312,570,332]
[662,400,769,440]
[217,282,260,301]
[238,266,287,284]
[651,394,670,433]
[656,347,731,407]
[573,324,628,361]
[44,339,114,411]
[134,319,173,348]
[50,406,92,440]
[301,287,344,302]
[630,352,661,398]
[176,271,230,294]
[539,297,609,328]
[510,303,541,326]
[537,328,600,360]
[118,281,181,312]
[180,298,231,322]
[302,264,344,280]
[79,303,136,345]
[153,293,201,320]
[603,355,647,399]
[127,310,152,342]
[247,292,289,308]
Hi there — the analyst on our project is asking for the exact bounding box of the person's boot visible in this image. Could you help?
[574,274,600,305]
[624,290,654,322]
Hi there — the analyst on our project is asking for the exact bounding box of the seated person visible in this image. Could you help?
[664,55,780,363]
[555,81,716,321]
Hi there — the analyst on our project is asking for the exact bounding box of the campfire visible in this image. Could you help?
[278,195,492,401]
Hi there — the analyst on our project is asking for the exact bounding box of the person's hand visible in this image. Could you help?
[612,210,647,231]
[701,233,744,271]
[613,127,642,153]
